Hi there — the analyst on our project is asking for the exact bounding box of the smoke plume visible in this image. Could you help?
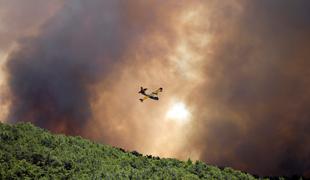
[188,0,310,176]
[1,0,309,177]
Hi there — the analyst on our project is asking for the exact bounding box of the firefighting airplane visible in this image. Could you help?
[138,87,163,102]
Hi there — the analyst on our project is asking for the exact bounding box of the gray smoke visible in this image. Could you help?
[6,0,130,134]
[3,0,310,177]
[189,0,310,177]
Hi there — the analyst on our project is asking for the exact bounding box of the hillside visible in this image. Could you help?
[0,122,262,179]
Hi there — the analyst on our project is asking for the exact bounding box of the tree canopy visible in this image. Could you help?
[0,122,265,179]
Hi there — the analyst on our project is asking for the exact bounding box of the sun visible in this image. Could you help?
[166,102,190,123]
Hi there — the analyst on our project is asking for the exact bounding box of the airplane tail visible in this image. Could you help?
[138,87,147,94]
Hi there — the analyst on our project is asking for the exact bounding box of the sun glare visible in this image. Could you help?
[166,102,190,123]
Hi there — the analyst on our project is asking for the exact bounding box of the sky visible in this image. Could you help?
[0,0,309,177]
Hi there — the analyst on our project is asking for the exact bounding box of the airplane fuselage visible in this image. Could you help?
[142,93,159,100]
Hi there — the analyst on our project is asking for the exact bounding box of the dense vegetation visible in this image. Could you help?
[0,122,264,179]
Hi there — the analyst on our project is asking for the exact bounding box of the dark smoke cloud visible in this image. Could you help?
[5,0,132,134]
[189,0,310,177]
[5,0,184,134]
[3,0,310,177]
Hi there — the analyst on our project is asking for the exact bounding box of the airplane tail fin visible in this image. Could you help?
[139,87,147,94]
[139,98,144,102]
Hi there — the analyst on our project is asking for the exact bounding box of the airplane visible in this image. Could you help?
[138,87,163,102]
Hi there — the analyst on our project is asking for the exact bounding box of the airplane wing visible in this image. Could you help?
[139,95,149,102]
[151,88,163,95]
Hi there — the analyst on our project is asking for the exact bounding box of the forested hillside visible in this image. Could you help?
[0,122,264,179]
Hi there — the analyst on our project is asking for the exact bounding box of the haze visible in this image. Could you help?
[0,0,309,177]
